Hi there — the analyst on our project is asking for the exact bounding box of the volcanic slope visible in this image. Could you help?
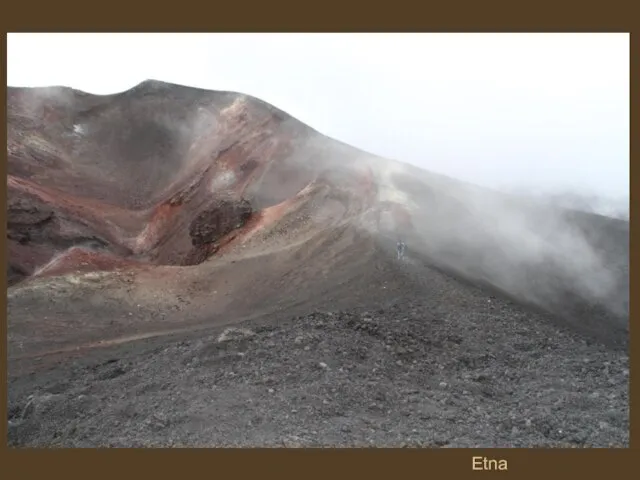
[8,81,402,356]
[7,81,629,447]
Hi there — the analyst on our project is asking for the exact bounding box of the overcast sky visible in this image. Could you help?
[7,33,629,207]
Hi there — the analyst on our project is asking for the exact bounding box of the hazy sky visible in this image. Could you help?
[7,33,629,204]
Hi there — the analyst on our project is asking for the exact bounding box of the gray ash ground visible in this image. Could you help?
[7,272,628,448]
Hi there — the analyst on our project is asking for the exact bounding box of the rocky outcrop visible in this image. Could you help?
[189,198,253,247]
[180,198,253,266]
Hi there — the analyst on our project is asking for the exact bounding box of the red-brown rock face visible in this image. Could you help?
[6,81,392,285]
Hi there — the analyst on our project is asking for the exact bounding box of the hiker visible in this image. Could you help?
[396,240,406,260]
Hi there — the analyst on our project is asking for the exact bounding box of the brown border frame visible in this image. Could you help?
[1,1,636,478]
